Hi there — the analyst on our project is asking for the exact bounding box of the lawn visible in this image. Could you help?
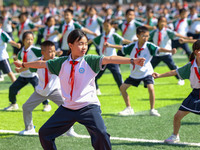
[0,36,199,150]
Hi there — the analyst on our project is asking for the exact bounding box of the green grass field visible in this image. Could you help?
[0,38,200,150]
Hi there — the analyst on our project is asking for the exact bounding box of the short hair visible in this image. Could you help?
[136,26,148,35]
[125,8,134,16]
[64,8,73,15]
[103,19,113,25]
[41,40,55,50]
[18,12,28,19]
[179,8,187,14]
[0,16,3,24]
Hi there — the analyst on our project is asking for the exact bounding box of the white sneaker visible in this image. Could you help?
[4,104,19,111]
[178,79,185,86]
[19,128,36,135]
[66,127,79,137]
[164,134,180,144]
[150,109,160,117]
[118,107,134,116]
[43,104,51,112]
[96,89,102,95]
[0,75,4,81]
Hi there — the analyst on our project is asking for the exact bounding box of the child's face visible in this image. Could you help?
[23,34,34,48]
[19,15,27,23]
[158,18,167,29]
[180,11,188,18]
[147,11,153,18]
[47,18,55,27]
[69,36,88,58]
[126,11,135,22]
[64,12,73,23]
[137,32,149,43]
[41,46,56,60]
[103,22,112,32]
[89,8,96,16]
[195,50,200,58]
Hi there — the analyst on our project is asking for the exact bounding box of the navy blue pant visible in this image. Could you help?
[151,55,179,79]
[9,76,48,105]
[86,43,100,55]
[95,64,123,89]
[172,39,191,58]
[187,32,200,40]
[39,105,111,150]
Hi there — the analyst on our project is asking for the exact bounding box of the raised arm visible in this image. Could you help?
[102,56,145,66]
[104,42,123,50]
[152,70,177,79]
[9,40,21,49]
[14,60,47,69]
[158,48,177,55]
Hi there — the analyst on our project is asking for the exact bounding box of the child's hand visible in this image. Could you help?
[46,34,50,39]
[17,43,21,49]
[14,60,22,68]
[15,67,21,73]
[188,36,193,40]
[104,42,111,48]
[134,57,145,66]
[171,48,176,55]
[179,38,186,44]
[152,72,160,79]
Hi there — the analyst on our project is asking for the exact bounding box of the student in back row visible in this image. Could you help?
[106,26,176,117]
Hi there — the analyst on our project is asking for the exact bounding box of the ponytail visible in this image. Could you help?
[189,52,195,62]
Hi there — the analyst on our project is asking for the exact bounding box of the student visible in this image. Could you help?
[13,12,38,60]
[0,16,21,83]
[38,16,59,50]
[106,26,176,116]
[117,8,154,56]
[152,40,200,144]
[4,31,51,111]
[172,8,192,58]
[149,16,191,85]
[18,41,77,136]
[144,8,158,28]
[90,19,131,95]
[14,29,145,150]
[83,6,103,54]
[58,8,97,56]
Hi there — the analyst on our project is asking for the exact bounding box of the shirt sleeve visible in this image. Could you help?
[176,62,191,80]
[47,57,68,76]
[146,42,159,56]
[74,22,83,29]
[1,31,12,43]
[84,55,105,73]
[122,43,136,55]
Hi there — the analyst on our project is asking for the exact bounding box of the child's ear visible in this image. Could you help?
[68,43,73,49]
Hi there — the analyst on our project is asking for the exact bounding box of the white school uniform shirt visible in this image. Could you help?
[92,28,124,56]
[47,54,105,110]
[39,25,59,42]
[149,27,176,55]
[17,19,35,41]
[18,45,41,78]
[176,59,200,89]
[83,15,103,39]
[118,19,144,41]
[173,18,189,39]
[0,29,12,61]
[2,15,12,33]
[188,13,200,34]
[34,57,61,96]
[122,41,159,79]
[58,20,83,50]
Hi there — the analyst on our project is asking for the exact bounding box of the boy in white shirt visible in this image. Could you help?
[106,26,176,116]
[0,16,21,83]
[18,41,77,136]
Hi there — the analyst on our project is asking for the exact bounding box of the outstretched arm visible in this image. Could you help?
[158,48,177,55]
[14,60,47,69]
[152,70,177,79]
[104,42,123,50]
[102,56,145,66]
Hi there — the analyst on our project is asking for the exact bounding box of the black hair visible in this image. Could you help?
[179,8,187,14]
[22,31,34,43]
[136,26,148,35]
[125,8,134,16]
[18,12,28,19]
[89,6,97,12]
[46,16,54,25]
[41,40,55,50]
[190,40,200,61]
[103,19,114,25]
[67,29,88,56]
[0,16,3,24]
[64,8,73,15]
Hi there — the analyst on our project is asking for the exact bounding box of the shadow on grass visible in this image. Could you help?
[182,122,200,126]
[0,109,22,112]
[112,141,199,148]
